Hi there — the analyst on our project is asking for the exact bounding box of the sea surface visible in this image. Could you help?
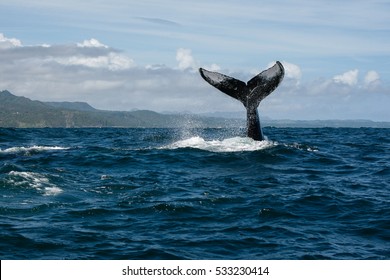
[0,127,389,259]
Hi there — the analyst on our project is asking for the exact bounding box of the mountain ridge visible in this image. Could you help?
[0,90,241,128]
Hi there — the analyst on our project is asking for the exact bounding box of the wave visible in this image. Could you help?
[7,171,63,196]
[0,145,69,154]
[162,136,278,152]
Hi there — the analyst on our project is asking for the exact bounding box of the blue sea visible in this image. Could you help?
[0,127,389,259]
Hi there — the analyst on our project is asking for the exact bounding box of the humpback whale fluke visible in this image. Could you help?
[199,61,285,141]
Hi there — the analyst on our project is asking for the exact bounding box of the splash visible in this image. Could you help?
[163,136,277,152]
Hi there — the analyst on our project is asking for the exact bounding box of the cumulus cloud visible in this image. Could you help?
[176,48,222,72]
[364,70,380,88]
[0,36,135,106]
[0,33,22,48]
[207,63,221,72]
[5,37,135,71]
[51,51,135,71]
[176,48,197,70]
[283,62,302,81]
[333,69,359,86]
[77,38,108,48]
[327,69,382,92]
[267,61,301,81]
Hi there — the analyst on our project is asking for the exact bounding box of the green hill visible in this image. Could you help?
[44,101,97,112]
[0,90,241,128]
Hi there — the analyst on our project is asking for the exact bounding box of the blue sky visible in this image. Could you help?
[1,0,389,120]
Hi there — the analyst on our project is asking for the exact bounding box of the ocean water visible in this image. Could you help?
[0,127,389,259]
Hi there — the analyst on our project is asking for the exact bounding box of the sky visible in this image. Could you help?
[0,0,389,121]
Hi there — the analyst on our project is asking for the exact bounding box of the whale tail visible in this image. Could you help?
[199,61,284,140]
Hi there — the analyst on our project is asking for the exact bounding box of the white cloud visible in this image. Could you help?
[63,38,134,70]
[282,61,302,81]
[50,52,135,71]
[207,63,221,72]
[266,61,301,81]
[333,69,359,86]
[176,48,197,70]
[77,38,108,48]
[0,35,134,71]
[176,48,222,72]
[364,70,380,88]
[0,33,22,48]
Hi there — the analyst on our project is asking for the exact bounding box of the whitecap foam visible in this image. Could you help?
[163,136,277,152]
[0,145,69,155]
[284,143,319,152]
[43,186,63,196]
[8,171,63,196]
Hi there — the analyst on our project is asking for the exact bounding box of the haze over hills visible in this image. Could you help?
[1,90,389,128]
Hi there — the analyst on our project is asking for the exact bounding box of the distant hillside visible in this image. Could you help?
[44,101,97,112]
[1,90,389,128]
[0,90,242,128]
